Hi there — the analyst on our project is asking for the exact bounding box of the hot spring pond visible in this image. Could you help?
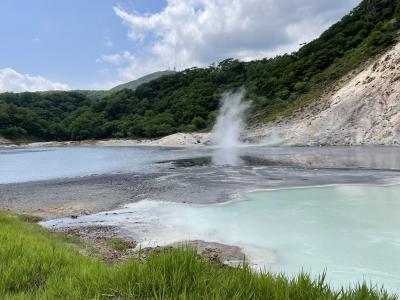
[42,183,400,293]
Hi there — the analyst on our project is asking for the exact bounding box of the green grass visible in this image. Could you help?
[107,238,132,252]
[0,212,397,299]
[16,214,43,224]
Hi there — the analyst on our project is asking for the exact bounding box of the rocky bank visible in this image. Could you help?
[0,137,11,145]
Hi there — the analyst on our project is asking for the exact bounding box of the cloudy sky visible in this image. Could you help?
[0,0,361,92]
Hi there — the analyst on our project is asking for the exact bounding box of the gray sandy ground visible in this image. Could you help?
[0,172,169,218]
[1,158,400,219]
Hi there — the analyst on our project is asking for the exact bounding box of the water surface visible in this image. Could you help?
[0,146,207,184]
[1,145,400,184]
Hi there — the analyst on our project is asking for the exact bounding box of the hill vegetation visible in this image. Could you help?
[0,0,399,141]
[0,212,396,299]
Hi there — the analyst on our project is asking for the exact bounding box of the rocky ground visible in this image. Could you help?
[0,137,11,145]
[0,172,170,219]
[52,225,246,266]
[0,133,212,149]
[146,132,211,146]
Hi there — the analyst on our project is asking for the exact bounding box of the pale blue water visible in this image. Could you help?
[43,184,400,293]
[0,146,207,184]
[2,145,400,184]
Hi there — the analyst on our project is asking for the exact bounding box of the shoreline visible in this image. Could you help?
[51,223,247,266]
[0,132,212,149]
[3,131,400,150]
[0,172,170,220]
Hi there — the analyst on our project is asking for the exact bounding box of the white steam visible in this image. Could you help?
[212,89,250,165]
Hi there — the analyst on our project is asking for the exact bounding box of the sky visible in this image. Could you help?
[0,0,361,92]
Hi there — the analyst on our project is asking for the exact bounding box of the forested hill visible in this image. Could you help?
[1,0,399,142]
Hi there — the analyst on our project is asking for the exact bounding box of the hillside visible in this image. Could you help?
[246,42,400,145]
[0,0,399,142]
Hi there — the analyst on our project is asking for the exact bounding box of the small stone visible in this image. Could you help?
[208,252,219,262]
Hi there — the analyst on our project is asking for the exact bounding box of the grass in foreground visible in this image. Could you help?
[0,213,397,299]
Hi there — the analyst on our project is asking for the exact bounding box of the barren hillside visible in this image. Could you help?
[246,42,400,146]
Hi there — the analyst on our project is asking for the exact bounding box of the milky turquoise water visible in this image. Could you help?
[42,184,400,293]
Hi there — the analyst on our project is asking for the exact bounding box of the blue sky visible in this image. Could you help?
[0,0,166,90]
[0,0,360,91]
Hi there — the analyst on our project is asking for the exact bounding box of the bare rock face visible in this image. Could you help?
[246,43,400,146]
[148,132,212,147]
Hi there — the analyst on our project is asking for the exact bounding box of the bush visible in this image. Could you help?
[1,126,27,139]
[192,116,206,129]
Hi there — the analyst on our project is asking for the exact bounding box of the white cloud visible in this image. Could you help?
[96,51,135,66]
[96,50,166,86]
[89,79,122,90]
[111,0,360,80]
[0,68,69,93]
[97,54,123,65]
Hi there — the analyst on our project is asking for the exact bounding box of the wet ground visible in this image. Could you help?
[1,146,400,218]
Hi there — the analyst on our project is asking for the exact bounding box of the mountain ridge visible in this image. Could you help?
[110,70,176,92]
[75,70,176,99]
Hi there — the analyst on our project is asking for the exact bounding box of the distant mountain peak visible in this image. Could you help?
[110,70,176,92]
[73,70,176,99]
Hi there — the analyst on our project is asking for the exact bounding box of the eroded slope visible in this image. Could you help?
[247,43,400,145]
